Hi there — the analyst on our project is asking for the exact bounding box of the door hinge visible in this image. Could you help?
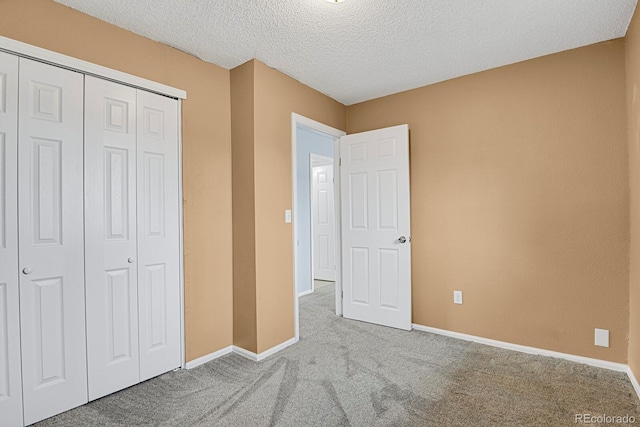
[341,290,343,298]
[339,158,342,166]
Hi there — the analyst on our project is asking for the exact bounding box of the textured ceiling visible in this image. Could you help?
[54,0,637,105]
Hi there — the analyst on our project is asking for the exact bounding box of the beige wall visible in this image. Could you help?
[347,41,630,362]
[627,6,640,376]
[231,60,346,353]
[0,0,234,362]
[231,61,258,352]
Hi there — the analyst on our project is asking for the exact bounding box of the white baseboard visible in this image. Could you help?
[233,337,298,362]
[185,336,299,368]
[185,345,233,369]
[298,289,314,297]
[412,324,628,373]
[233,345,259,361]
[628,366,640,400]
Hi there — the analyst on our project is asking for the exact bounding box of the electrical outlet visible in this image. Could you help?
[453,291,463,305]
[285,210,292,224]
[595,329,609,348]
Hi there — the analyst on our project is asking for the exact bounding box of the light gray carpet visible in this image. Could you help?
[38,281,639,426]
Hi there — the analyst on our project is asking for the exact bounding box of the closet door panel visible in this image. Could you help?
[136,90,180,381]
[18,58,87,425]
[85,76,140,401]
[0,52,23,427]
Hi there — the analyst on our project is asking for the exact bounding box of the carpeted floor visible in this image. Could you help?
[38,280,639,426]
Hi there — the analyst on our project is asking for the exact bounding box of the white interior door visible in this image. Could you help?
[340,124,411,330]
[18,58,88,425]
[0,51,23,427]
[312,164,336,281]
[85,76,140,401]
[136,89,181,381]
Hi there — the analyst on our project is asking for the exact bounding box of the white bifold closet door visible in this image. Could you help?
[136,89,181,381]
[85,76,140,401]
[17,58,88,425]
[0,52,23,427]
[85,77,181,399]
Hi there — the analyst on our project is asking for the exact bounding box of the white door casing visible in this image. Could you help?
[85,76,141,401]
[0,51,23,427]
[340,124,412,331]
[17,58,88,425]
[136,89,181,381]
[312,164,336,281]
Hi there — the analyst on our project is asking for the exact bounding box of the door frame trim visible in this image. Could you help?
[178,101,186,369]
[291,113,345,341]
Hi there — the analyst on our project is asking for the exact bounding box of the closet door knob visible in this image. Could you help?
[128,257,135,264]
[22,267,33,275]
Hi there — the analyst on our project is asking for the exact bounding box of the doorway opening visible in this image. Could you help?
[292,114,345,341]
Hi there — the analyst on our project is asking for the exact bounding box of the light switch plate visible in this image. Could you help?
[285,210,292,224]
[453,291,463,305]
[595,328,609,348]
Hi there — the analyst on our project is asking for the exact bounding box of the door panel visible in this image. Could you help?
[349,173,368,229]
[143,152,165,238]
[85,76,140,401]
[0,51,22,427]
[351,247,369,304]
[379,249,400,309]
[377,170,398,230]
[136,90,180,381]
[104,147,130,240]
[318,235,329,268]
[312,164,336,281]
[31,138,62,245]
[145,263,168,349]
[105,269,133,359]
[340,125,411,330]
[32,277,65,387]
[18,58,87,425]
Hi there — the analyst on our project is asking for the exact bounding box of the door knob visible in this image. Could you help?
[22,267,33,275]
[398,236,407,244]
[128,257,135,264]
